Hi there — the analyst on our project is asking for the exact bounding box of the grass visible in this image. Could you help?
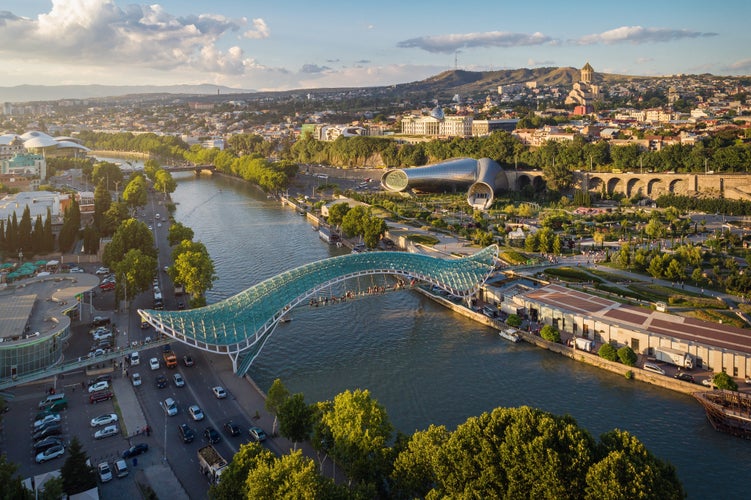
[406,234,440,246]
[544,267,603,283]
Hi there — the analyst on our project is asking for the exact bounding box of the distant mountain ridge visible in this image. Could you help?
[0,84,253,103]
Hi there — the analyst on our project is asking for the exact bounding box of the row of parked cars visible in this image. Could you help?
[33,394,68,463]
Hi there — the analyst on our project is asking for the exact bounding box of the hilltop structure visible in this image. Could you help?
[565,62,600,113]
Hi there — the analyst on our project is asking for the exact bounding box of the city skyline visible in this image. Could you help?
[0,0,749,93]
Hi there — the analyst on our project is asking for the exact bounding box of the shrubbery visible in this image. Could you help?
[598,343,618,361]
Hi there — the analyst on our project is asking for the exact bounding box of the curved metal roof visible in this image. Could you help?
[139,246,499,372]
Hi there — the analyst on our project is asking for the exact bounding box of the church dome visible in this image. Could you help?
[430,105,444,120]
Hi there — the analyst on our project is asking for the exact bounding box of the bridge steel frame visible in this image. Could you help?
[139,245,499,375]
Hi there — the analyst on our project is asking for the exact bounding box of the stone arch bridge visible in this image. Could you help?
[139,246,499,376]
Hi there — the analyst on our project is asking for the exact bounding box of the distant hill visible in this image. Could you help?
[0,84,253,103]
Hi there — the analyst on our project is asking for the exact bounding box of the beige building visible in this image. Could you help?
[401,106,473,138]
[493,283,751,380]
[565,62,600,108]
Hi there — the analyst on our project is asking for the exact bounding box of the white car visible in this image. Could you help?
[92,331,113,341]
[212,386,227,399]
[36,444,65,463]
[188,404,204,421]
[95,267,110,275]
[34,413,61,429]
[90,413,118,427]
[149,357,159,370]
[130,351,140,365]
[94,424,119,440]
[173,373,185,387]
[88,381,110,393]
[98,462,113,482]
[163,397,178,416]
[131,373,142,386]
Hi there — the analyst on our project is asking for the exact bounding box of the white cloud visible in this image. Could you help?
[244,18,269,39]
[574,26,717,45]
[527,58,556,67]
[0,0,261,76]
[397,31,553,54]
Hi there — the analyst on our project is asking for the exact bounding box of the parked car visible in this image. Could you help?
[702,378,715,387]
[91,316,111,327]
[114,459,129,478]
[98,462,113,482]
[90,391,114,404]
[183,355,194,367]
[32,424,62,441]
[36,444,65,463]
[212,386,227,399]
[88,381,110,393]
[130,351,140,365]
[92,330,113,341]
[122,443,149,459]
[131,373,142,386]
[149,357,159,370]
[69,267,84,273]
[99,282,115,291]
[178,423,195,443]
[33,413,61,429]
[203,427,221,444]
[33,436,63,453]
[94,424,119,440]
[95,267,110,275]
[188,405,204,421]
[90,413,118,427]
[674,372,696,383]
[173,373,185,387]
[249,426,267,442]
[223,421,241,437]
[155,375,168,388]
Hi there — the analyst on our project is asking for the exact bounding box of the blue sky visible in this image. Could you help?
[1,0,749,90]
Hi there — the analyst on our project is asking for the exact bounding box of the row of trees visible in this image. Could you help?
[0,206,55,256]
[326,203,388,249]
[167,221,215,308]
[210,381,684,499]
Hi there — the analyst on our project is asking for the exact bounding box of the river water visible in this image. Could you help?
[160,170,749,498]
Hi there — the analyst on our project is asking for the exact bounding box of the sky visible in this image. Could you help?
[0,0,749,91]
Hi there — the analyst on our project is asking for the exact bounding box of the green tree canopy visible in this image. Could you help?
[540,324,561,343]
[168,222,195,247]
[114,248,157,302]
[208,443,275,500]
[102,218,156,269]
[598,343,618,362]
[60,437,96,495]
[122,174,148,210]
[266,378,290,436]
[171,239,216,306]
[0,453,32,500]
[278,393,314,449]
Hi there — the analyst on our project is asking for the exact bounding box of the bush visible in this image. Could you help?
[713,372,738,391]
[617,346,638,366]
[540,324,561,343]
[506,314,522,327]
[625,370,634,380]
[598,343,618,362]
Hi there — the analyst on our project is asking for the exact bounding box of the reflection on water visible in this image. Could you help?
[168,171,751,499]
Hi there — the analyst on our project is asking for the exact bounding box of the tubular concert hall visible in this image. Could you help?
[380,157,544,210]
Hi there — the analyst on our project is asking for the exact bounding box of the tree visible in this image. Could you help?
[18,205,32,252]
[57,198,81,252]
[102,218,156,269]
[208,443,275,500]
[540,324,561,343]
[114,248,157,302]
[245,450,330,499]
[154,169,177,196]
[168,222,195,247]
[60,437,96,495]
[38,476,64,500]
[91,161,123,191]
[598,343,618,362]
[585,429,684,500]
[506,314,522,327]
[93,179,112,232]
[391,424,450,499]
[266,378,290,436]
[317,389,393,487]
[0,453,32,500]
[326,202,351,227]
[122,174,148,210]
[713,371,738,391]
[617,346,638,366]
[278,393,314,449]
[171,240,215,306]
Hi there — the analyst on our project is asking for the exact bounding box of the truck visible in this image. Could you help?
[653,346,695,369]
[574,337,594,352]
[153,290,164,310]
[198,445,227,485]
[174,283,184,296]
[163,348,177,368]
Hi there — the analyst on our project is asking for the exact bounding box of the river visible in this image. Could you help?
[135,164,750,498]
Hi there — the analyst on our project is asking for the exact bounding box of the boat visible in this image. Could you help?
[280,317,292,324]
[693,390,751,439]
[318,226,341,245]
[499,328,522,343]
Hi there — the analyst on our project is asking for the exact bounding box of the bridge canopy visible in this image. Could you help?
[139,246,499,358]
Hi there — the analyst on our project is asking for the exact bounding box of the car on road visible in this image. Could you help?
[130,351,140,365]
[149,357,159,370]
[203,427,221,444]
[163,265,169,272]
[178,423,195,443]
[163,397,178,416]
[88,348,106,358]
[183,355,194,367]
[92,330,113,341]
[674,372,696,383]
[36,444,65,463]
[69,267,84,273]
[89,391,114,404]
[140,320,150,329]
[90,413,118,427]
[95,267,110,275]
[223,421,241,437]
[131,373,142,386]
[91,316,111,327]
[33,436,64,453]
[156,375,168,388]
[32,424,62,441]
[212,386,227,399]
[177,301,184,309]
[188,405,204,421]
[88,381,110,393]
[33,413,61,429]
[94,424,119,440]
[173,373,185,387]
[99,281,115,291]
[249,426,267,442]
[122,443,149,459]
[98,462,113,482]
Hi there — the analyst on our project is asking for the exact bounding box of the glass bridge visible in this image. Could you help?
[138,245,499,375]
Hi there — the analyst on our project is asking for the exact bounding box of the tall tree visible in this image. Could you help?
[57,198,80,253]
[31,215,44,254]
[93,179,112,232]
[245,450,329,499]
[114,248,157,302]
[122,174,148,211]
[167,222,194,247]
[18,205,32,252]
[278,393,314,449]
[102,218,156,269]
[43,208,54,253]
[208,443,275,500]
[60,437,96,495]
[0,453,32,500]
[265,378,290,437]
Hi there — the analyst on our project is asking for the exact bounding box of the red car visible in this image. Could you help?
[99,282,115,291]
